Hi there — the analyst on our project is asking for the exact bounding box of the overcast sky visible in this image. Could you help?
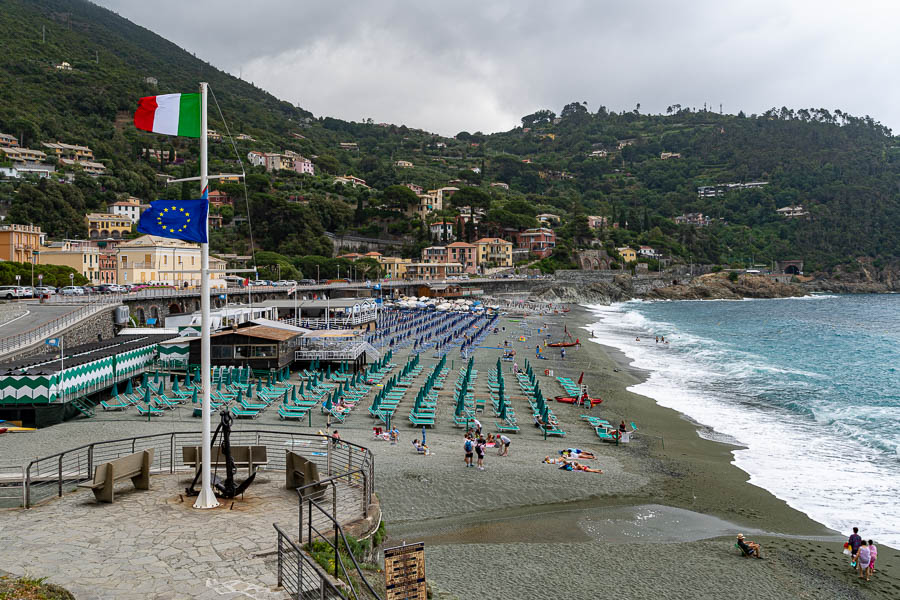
[95,0,899,136]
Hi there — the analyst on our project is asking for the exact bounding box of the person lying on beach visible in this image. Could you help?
[543,456,566,465]
[411,439,427,453]
[560,448,596,460]
[571,461,602,473]
[736,534,761,558]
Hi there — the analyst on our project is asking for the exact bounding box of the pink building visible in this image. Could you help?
[587,215,607,229]
[447,242,477,273]
[422,246,448,263]
[515,227,556,258]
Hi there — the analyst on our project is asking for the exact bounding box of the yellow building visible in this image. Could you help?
[85,213,132,239]
[41,141,93,161]
[116,235,226,288]
[378,256,413,279]
[617,247,637,262]
[474,237,513,267]
[37,240,101,283]
[0,224,44,263]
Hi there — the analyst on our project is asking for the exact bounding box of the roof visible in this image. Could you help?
[475,237,511,245]
[302,330,359,339]
[260,298,376,309]
[85,213,129,221]
[209,325,300,342]
[447,242,476,247]
[250,318,311,333]
[117,235,199,249]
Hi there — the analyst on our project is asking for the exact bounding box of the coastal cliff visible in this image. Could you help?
[802,260,900,294]
[530,272,807,304]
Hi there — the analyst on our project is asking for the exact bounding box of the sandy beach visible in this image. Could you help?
[1,306,898,599]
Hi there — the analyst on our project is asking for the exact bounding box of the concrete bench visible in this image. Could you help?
[182,445,269,476]
[285,450,326,496]
[77,448,154,503]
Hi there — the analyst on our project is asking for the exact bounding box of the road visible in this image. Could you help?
[0,303,78,338]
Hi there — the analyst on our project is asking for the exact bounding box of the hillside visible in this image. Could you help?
[0,0,898,280]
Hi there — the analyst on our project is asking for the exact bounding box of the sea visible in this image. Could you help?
[584,294,900,546]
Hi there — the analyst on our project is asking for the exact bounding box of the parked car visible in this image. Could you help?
[96,284,117,294]
[60,286,85,296]
[0,286,26,299]
[300,279,316,285]
[34,286,56,296]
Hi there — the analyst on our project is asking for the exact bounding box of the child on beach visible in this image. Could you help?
[475,437,486,470]
[868,540,877,577]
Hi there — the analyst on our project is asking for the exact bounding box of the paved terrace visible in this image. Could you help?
[0,447,373,599]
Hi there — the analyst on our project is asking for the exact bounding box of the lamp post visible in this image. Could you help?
[15,274,20,298]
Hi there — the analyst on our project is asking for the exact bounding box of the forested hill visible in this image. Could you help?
[482,104,900,270]
[0,0,898,277]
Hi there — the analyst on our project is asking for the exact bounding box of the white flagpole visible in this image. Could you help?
[194,81,219,509]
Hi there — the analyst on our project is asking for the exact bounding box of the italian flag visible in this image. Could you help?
[134,93,201,137]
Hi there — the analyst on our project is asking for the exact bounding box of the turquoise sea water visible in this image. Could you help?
[585,294,900,545]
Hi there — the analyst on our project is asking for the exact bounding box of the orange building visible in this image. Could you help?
[0,224,44,263]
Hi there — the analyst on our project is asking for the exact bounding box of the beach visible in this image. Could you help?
[1,305,898,599]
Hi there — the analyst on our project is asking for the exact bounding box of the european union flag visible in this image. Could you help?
[137,196,209,243]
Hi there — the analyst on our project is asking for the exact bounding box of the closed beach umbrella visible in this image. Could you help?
[143,386,152,404]
[111,382,119,397]
[172,376,180,393]
[291,385,298,404]
[499,399,508,421]
[191,388,198,404]
[126,378,133,395]
[186,371,192,387]
[236,388,243,406]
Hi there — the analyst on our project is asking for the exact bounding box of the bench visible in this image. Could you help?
[182,445,269,476]
[286,451,326,496]
[77,448,154,503]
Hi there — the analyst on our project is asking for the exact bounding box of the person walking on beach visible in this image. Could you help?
[867,540,877,577]
[560,347,566,360]
[848,527,863,567]
[463,435,474,468]
[856,540,871,580]
[475,437,486,470]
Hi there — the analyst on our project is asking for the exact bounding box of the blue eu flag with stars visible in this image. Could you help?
[137,195,209,243]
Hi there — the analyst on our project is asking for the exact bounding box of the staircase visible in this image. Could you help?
[70,397,96,418]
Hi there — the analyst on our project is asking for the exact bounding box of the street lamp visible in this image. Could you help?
[15,274,20,298]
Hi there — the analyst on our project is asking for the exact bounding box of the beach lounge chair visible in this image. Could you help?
[408,413,435,427]
[278,405,308,420]
[136,404,163,417]
[230,405,260,419]
[100,399,129,411]
[495,421,520,433]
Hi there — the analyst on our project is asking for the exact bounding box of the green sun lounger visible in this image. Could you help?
[137,404,163,417]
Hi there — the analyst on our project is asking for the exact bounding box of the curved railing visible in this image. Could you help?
[15,429,373,510]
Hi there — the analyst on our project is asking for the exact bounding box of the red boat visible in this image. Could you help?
[0,428,7,435]
[555,395,602,406]
[547,325,578,348]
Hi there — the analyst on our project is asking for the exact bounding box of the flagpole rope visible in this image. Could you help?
[208,85,257,278]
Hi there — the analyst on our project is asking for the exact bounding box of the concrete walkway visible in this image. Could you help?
[0,473,360,599]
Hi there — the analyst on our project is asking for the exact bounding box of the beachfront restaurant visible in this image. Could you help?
[259,298,378,332]
[294,329,377,372]
[189,323,303,371]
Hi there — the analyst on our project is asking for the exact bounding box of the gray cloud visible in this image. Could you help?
[95,0,900,135]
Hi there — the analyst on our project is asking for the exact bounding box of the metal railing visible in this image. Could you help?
[0,301,114,356]
[0,462,26,507]
[14,429,373,509]
[275,524,347,599]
